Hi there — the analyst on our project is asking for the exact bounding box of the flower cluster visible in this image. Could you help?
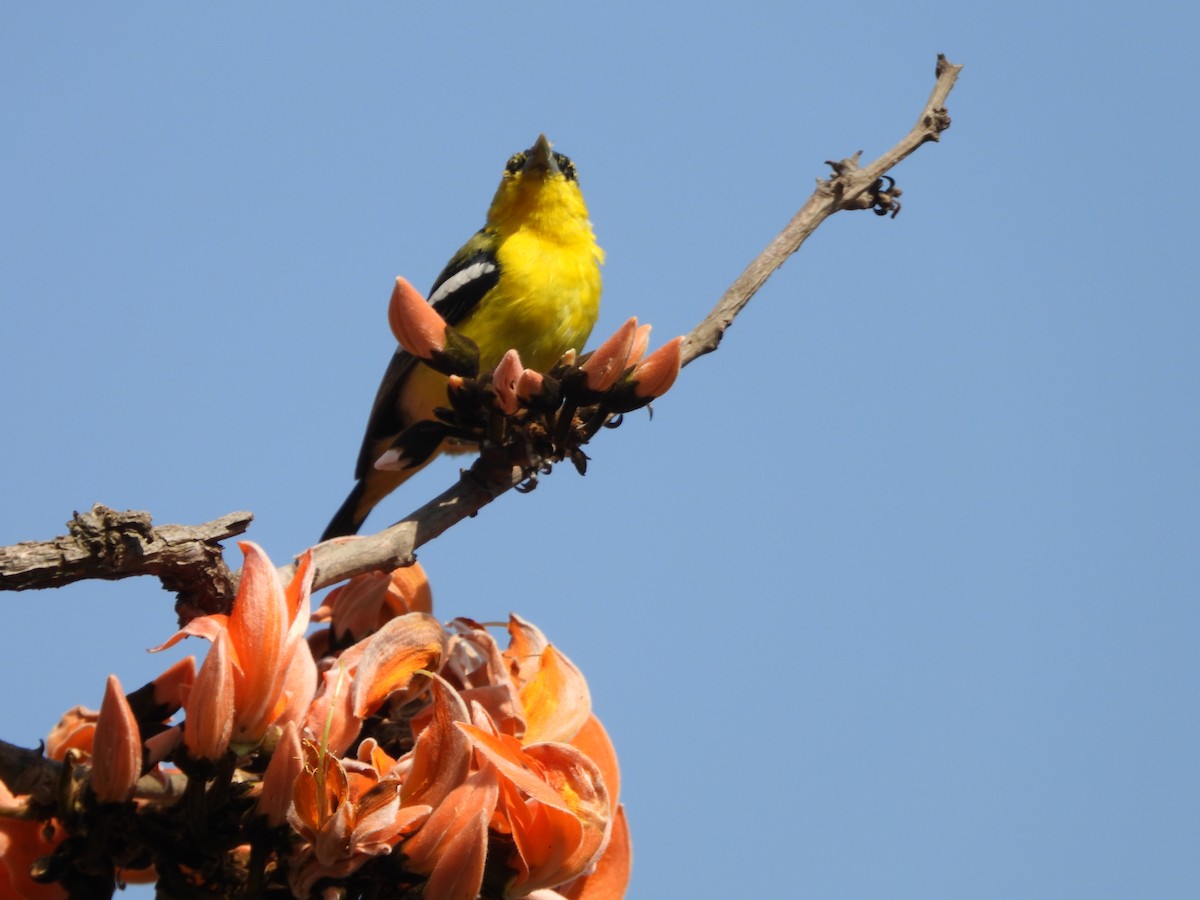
[1,545,628,899]
[378,277,684,484]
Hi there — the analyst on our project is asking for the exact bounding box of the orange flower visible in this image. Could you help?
[226,544,315,747]
[288,737,431,896]
[159,544,316,755]
[10,557,628,898]
[459,717,612,895]
[393,617,623,897]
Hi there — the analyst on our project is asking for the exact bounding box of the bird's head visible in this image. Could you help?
[486,134,593,236]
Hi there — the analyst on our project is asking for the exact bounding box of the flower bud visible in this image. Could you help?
[632,336,684,399]
[92,675,143,803]
[627,323,652,367]
[388,277,448,360]
[492,349,524,415]
[580,317,638,392]
[184,631,234,761]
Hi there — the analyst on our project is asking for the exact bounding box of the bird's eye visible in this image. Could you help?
[554,153,578,182]
[505,152,526,175]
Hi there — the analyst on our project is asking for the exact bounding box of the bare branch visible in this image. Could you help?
[682,53,962,366]
[0,505,252,623]
[296,54,963,586]
[291,464,525,591]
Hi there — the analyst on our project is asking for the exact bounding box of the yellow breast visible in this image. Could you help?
[463,226,602,373]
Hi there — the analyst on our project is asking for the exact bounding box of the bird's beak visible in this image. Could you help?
[523,133,560,175]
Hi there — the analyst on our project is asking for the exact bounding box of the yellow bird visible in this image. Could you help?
[322,135,603,540]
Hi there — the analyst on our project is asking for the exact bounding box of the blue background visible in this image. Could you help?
[2,4,1197,898]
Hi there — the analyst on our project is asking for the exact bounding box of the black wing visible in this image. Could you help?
[351,234,501,479]
[426,235,501,328]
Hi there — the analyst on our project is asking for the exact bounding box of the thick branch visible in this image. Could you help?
[0,505,251,622]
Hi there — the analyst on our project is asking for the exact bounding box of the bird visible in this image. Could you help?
[322,134,603,540]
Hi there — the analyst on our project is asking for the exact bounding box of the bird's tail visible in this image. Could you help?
[320,463,427,542]
[321,481,370,541]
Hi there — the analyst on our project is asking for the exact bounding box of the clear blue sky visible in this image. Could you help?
[2,4,1197,898]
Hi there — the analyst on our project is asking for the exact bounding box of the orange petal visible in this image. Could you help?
[569,715,621,807]
[400,674,471,810]
[143,724,183,768]
[402,765,499,896]
[228,542,289,744]
[306,662,362,758]
[184,631,234,761]
[0,815,67,900]
[150,657,197,711]
[384,563,433,617]
[283,549,315,647]
[274,635,318,735]
[443,623,523,735]
[258,721,302,827]
[512,743,612,892]
[504,613,551,687]
[148,613,228,653]
[457,724,569,812]
[558,805,632,900]
[91,675,143,804]
[626,323,652,367]
[520,646,591,744]
[492,348,524,415]
[321,563,434,639]
[290,738,349,838]
[320,571,391,639]
[355,737,398,777]
[352,613,447,718]
[46,706,97,759]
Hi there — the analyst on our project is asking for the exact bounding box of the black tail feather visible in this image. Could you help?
[321,481,368,542]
